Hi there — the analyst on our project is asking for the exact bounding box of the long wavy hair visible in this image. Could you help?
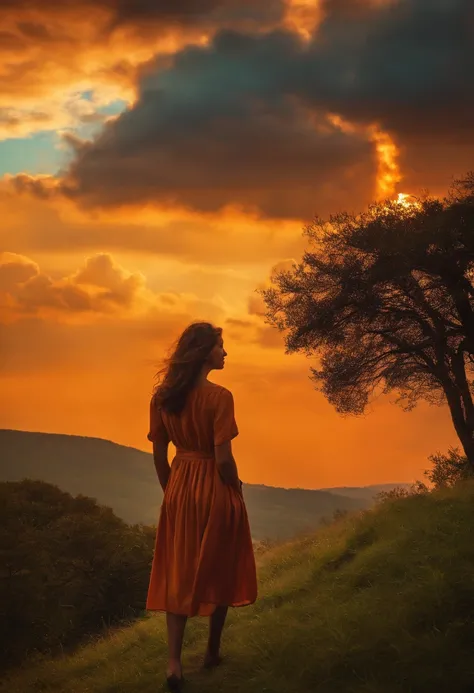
[153,322,222,415]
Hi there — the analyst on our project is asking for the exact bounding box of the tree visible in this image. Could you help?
[261,174,474,467]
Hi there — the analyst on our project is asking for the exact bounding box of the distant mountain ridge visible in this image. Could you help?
[320,484,413,500]
[0,429,403,541]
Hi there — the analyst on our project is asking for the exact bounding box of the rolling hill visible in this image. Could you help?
[2,482,474,692]
[1,429,390,541]
[320,483,413,500]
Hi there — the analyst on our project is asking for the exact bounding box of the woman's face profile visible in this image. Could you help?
[208,335,227,370]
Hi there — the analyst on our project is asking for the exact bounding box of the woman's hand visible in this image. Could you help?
[215,440,241,492]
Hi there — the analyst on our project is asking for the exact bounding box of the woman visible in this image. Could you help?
[146,322,257,691]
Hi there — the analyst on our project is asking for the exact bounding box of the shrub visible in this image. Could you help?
[0,480,155,672]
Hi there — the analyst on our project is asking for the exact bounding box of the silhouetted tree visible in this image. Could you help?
[262,174,474,467]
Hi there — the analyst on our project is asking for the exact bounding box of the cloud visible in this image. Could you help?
[248,258,295,317]
[9,174,58,200]
[32,30,375,219]
[225,316,285,350]
[0,252,38,291]
[0,183,305,264]
[1,0,284,32]
[0,252,95,318]
[219,257,297,350]
[70,253,146,307]
[22,0,469,219]
[0,0,285,137]
[0,251,154,320]
[0,252,288,356]
[302,0,474,141]
[0,251,240,347]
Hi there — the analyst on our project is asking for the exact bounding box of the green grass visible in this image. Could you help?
[4,483,474,693]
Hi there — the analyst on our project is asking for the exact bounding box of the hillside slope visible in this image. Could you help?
[0,429,369,541]
[3,483,474,693]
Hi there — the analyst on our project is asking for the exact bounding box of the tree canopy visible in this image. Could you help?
[262,174,474,465]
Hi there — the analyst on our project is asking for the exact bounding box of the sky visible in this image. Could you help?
[1,0,472,489]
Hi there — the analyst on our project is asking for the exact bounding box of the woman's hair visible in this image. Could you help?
[153,322,222,415]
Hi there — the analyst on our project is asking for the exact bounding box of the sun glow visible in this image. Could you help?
[326,117,402,201]
[284,0,322,41]
[394,192,421,209]
[370,128,402,200]
[396,192,411,206]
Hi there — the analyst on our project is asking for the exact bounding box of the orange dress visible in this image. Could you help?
[146,381,257,617]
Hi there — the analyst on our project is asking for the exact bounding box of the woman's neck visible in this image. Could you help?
[197,366,212,385]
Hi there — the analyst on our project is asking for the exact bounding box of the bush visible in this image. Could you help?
[0,480,156,672]
[425,447,473,489]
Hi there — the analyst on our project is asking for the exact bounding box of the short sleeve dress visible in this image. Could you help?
[146,381,257,617]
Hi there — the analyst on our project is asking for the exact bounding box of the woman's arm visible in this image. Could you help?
[215,440,241,494]
[152,440,171,492]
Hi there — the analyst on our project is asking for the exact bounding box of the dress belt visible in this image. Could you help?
[175,448,215,460]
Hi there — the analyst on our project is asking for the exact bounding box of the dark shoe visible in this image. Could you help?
[203,654,223,670]
[166,674,184,691]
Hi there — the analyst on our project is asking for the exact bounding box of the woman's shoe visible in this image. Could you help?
[203,654,223,669]
[166,673,184,691]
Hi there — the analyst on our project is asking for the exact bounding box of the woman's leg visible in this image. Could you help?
[204,606,228,667]
[166,612,187,678]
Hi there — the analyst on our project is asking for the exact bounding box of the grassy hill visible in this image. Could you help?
[3,482,474,693]
[0,429,373,541]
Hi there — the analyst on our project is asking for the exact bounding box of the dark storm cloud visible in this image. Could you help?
[304,0,474,140]
[111,0,285,28]
[0,0,284,34]
[58,30,376,218]
[13,0,474,217]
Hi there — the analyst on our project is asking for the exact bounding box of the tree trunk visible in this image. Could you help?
[461,438,474,468]
[445,276,474,354]
[451,349,474,431]
[443,377,474,469]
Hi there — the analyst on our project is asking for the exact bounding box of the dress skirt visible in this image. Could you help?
[146,450,257,617]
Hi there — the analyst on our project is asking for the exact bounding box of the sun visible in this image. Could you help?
[393,192,423,211]
[396,192,413,207]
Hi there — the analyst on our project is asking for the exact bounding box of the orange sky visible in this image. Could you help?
[0,0,468,488]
